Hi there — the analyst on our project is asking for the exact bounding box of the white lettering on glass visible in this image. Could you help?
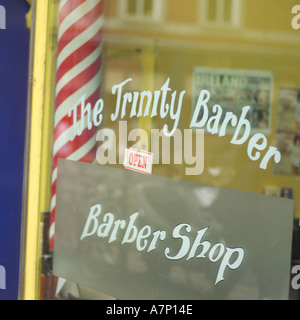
[80,204,245,285]
[190,89,281,169]
[66,78,281,171]
[110,77,185,136]
[68,94,104,141]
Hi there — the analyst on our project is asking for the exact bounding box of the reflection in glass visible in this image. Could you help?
[223,0,232,23]
[144,0,153,17]
[207,0,218,21]
[128,0,137,16]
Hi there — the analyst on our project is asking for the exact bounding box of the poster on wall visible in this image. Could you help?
[192,67,273,135]
[274,87,300,176]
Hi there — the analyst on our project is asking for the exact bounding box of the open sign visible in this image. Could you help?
[123,148,153,175]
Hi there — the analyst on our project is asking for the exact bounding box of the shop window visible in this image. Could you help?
[119,0,162,21]
[200,0,241,28]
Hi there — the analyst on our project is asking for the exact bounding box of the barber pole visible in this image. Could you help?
[49,0,103,250]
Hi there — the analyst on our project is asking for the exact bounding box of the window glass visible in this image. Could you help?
[34,0,300,300]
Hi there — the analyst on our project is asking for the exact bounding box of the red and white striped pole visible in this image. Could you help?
[49,0,103,250]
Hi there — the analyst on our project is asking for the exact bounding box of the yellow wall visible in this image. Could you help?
[245,0,300,31]
[167,0,198,24]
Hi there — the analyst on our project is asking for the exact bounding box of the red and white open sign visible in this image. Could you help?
[123,148,153,175]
